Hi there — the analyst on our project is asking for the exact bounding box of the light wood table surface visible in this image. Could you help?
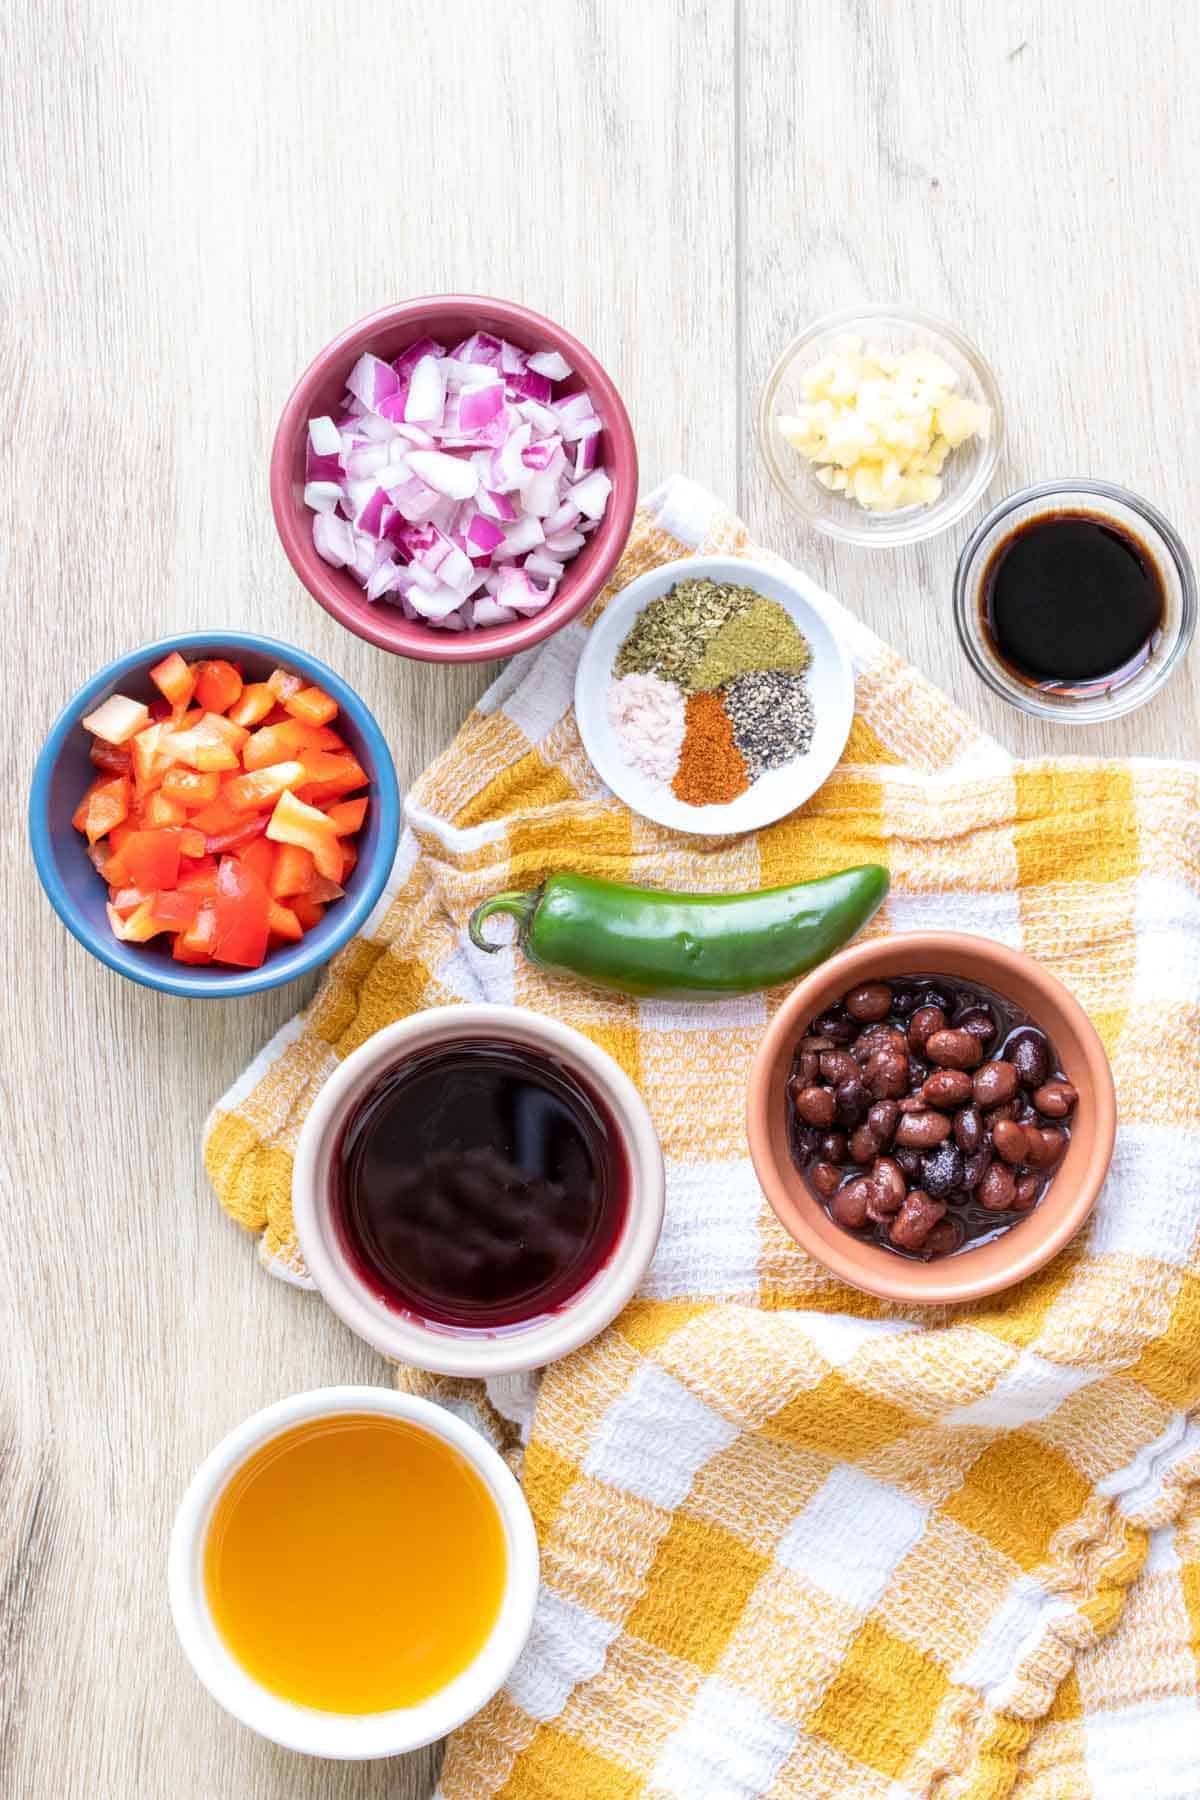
[3,4,1197,1796]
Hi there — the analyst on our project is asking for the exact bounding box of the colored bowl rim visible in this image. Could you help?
[746,933,1117,1304]
[269,294,639,664]
[29,630,401,998]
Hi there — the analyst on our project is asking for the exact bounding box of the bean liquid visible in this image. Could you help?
[980,511,1164,694]
[332,1040,628,1328]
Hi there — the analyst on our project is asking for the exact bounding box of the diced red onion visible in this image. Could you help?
[405,355,446,426]
[521,438,562,473]
[313,512,356,567]
[574,432,601,478]
[357,488,393,537]
[452,331,504,366]
[545,528,586,555]
[304,481,341,514]
[366,559,401,601]
[528,350,572,381]
[509,370,553,404]
[523,470,563,518]
[405,449,479,501]
[347,353,400,411]
[569,470,612,519]
[476,487,517,522]
[544,500,582,536]
[459,383,506,431]
[492,516,545,561]
[525,549,567,582]
[492,567,557,613]
[304,330,612,628]
[471,597,518,627]
[467,513,506,553]
[393,336,446,378]
[308,415,342,457]
[345,443,391,482]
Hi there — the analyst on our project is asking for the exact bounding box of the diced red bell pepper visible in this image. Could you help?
[177,855,218,892]
[72,774,131,845]
[211,855,270,968]
[241,720,342,771]
[222,760,305,814]
[282,684,339,727]
[82,693,151,744]
[267,668,303,702]
[158,717,242,773]
[205,816,271,855]
[143,890,201,933]
[295,752,369,803]
[161,766,221,807]
[150,651,197,714]
[339,840,358,878]
[178,827,207,859]
[174,900,218,962]
[265,789,343,881]
[108,885,150,917]
[324,797,368,835]
[307,874,346,904]
[120,829,182,893]
[226,682,275,728]
[90,739,133,776]
[141,792,187,829]
[194,659,244,714]
[132,724,170,795]
[107,889,197,941]
[187,794,244,836]
[269,843,316,898]
[267,900,303,942]
[238,836,276,889]
[289,893,326,931]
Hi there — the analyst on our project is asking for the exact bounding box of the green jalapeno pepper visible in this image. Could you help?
[468,864,889,1000]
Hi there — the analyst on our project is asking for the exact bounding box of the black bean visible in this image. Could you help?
[922,1143,964,1200]
[1005,1026,1050,1088]
[954,1103,983,1154]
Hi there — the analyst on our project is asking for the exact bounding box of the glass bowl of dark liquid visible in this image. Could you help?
[954,479,1196,722]
[291,1006,665,1376]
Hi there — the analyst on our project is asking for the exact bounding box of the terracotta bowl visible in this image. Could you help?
[746,933,1117,1304]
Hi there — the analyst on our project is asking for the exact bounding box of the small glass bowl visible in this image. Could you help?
[756,304,1005,548]
[954,479,1197,724]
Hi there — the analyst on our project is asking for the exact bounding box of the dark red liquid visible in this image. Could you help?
[332,1040,628,1328]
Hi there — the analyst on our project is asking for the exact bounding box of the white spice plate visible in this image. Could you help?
[574,554,855,837]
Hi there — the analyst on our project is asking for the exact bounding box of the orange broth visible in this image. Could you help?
[203,1413,507,1713]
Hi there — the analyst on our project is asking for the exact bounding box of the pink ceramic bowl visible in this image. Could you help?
[270,296,639,664]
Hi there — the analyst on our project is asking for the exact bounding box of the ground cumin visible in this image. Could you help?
[672,690,749,805]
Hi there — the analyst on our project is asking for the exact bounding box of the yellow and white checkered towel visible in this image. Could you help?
[205,478,1200,1800]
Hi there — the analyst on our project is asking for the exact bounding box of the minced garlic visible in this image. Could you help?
[776,336,990,513]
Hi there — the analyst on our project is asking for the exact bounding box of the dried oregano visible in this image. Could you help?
[614,579,757,685]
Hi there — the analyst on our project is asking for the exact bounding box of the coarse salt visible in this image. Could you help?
[606,672,685,786]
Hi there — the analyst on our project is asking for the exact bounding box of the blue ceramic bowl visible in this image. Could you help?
[29,631,401,997]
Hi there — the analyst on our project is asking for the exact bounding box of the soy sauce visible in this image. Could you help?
[981,511,1164,693]
[332,1041,628,1328]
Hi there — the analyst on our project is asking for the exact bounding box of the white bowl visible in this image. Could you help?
[575,554,854,836]
[167,1385,539,1758]
[292,1006,665,1375]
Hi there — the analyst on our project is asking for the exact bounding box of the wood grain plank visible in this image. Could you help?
[0,1,735,1794]
[741,0,1200,762]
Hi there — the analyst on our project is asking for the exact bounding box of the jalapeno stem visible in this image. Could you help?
[468,889,540,952]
